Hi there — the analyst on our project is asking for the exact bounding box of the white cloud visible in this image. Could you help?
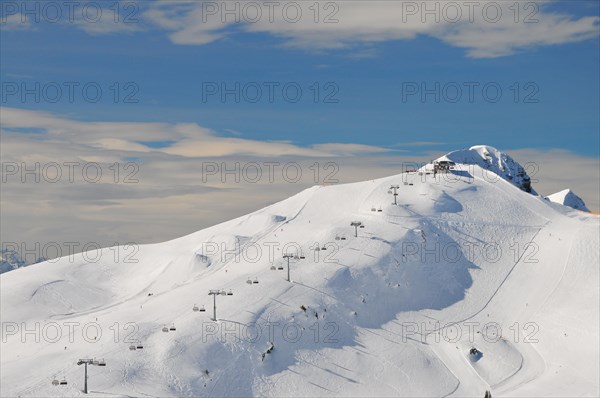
[142,1,599,58]
[0,107,390,158]
[144,2,235,45]
[6,1,596,57]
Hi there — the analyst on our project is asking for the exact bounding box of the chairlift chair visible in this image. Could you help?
[227,290,233,296]
[340,237,346,240]
[270,265,276,270]
[321,246,327,250]
[359,225,365,228]
[253,278,259,284]
[300,255,306,259]
[97,359,106,366]
[193,304,199,312]
[129,344,137,350]
[199,305,206,311]
[169,324,176,331]
[246,278,253,284]
[377,208,382,212]
[60,378,68,385]
[335,235,340,240]
[162,325,169,333]
[52,378,60,386]
[136,344,143,350]
[371,207,376,212]
[277,265,284,270]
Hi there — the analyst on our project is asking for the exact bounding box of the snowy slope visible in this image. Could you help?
[546,189,590,212]
[1,146,598,397]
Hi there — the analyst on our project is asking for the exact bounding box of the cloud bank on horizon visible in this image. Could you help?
[1,107,598,255]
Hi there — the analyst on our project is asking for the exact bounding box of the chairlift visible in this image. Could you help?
[359,225,365,228]
[299,255,306,259]
[270,265,276,270]
[246,278,253,284]
[409,183,413,186]
[371,207,376,212]
[403,182,408,185]
[314,247,320,251]
[340,237,346,240]
[387,190,392,194]
[52,378,60,386]
[97,359,106,366]
[199,305,206,311]
[169,324,176,331]
[60,378,68,385]
[193,304,199,312]
[227,290,233,296]
[377,208,382,212]
[162,325,169,333]
[253,278,259,284]
[321,246,327,251]
[129,344,137,351]
[335,235,340,240]
[136,344,144,350]
[277,265,284,270]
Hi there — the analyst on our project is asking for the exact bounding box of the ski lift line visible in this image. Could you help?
[30,282,305,396]
[25,344,131,397]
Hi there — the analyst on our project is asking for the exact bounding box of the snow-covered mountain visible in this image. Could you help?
[546,189,590,212]
[1,146,598,397]
[0,248,26,273]
[0,249,45,274]
[432,145,535,194]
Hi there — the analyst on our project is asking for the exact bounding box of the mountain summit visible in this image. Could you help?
[433,145,534,193]
[547,188,590,212]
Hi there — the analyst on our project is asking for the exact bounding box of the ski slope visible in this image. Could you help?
[1,146,598,397]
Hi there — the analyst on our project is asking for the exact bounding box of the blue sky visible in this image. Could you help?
[1,1,599,155]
